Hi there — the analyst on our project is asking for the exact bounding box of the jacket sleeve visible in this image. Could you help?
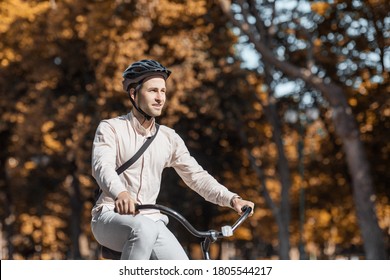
[168,132,237,207]
[91,121,127,199]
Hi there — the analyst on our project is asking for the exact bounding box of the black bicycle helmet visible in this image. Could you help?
[122,59,171,92]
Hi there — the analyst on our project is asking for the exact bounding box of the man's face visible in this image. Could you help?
[133,76,166,118]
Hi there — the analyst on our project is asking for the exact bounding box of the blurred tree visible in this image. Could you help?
[0,0,388,260]
[0,0,259,259]
[219,0,388,259]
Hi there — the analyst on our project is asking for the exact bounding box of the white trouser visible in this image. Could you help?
[91,206,189,260]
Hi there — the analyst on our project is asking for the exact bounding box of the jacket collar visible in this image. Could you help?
[128,111,156,137]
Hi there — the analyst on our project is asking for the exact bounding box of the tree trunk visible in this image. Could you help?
[264,99,291,259]
[0,129,15,260]
[65,165,82,259]
[325,85,387,260]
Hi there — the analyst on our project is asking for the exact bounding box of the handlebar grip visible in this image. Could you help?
[243,205,252,214]
[231,205,252,232]
[114,203,140,213]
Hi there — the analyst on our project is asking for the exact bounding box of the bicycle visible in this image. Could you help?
[100,204,252,260]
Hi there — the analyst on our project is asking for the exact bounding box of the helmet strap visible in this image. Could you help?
[128,87,153,121]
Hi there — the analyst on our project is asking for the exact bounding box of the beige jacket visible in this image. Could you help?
[91,111,237,221]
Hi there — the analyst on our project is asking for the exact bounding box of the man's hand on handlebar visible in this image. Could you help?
[231,197,255,216]
[115,191,138,215]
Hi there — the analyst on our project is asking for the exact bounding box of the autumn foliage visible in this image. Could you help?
[0,0,388,260]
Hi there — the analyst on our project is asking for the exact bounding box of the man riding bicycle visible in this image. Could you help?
[91,59,254,260]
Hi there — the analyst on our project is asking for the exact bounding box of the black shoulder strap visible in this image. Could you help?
[94,124,160,202]
[115,124,160,175]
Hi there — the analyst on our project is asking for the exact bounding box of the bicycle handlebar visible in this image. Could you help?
[135,204,252,240]
[104,204,252,260]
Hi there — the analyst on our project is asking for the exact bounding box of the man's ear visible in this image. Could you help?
[129,88,136,100]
